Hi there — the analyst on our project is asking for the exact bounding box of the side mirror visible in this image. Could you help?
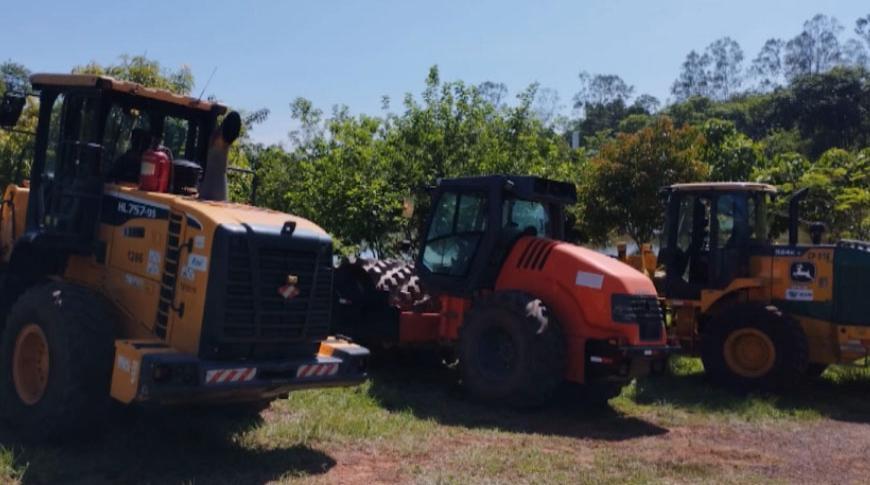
[0,93,26,128]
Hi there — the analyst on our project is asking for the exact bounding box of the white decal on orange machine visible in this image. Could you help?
[575,271,604,289]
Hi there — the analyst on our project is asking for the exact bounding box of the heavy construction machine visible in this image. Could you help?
[333,175,673,406]
[633,182,869,389]
[0,74,368,440]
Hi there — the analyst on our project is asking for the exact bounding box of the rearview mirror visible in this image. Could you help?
[0,93,26,128]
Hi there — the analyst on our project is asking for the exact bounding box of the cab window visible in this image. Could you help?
[162,116,195,159]
[53,94,101,180]
[44,93,65,177]
[716,194,738,249]
[502,198,550,238]
[102,104,151,169]
[422,191,488,276]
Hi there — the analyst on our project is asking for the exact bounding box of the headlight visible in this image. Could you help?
[611,294,637,323]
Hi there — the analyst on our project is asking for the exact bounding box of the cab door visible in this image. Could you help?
[37,91,104,252]
[662,192,713,299]
[416,188,494,295]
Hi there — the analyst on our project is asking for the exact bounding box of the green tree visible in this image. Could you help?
[754,149,869,241]
[0,61,35,188]
[256,66,581,256]
[580,116,709,246]
[698,118,763,181]
[797,148,869,240]
[73,55,194,95]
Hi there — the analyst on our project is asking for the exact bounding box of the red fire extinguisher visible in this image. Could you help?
[139,149,171,193]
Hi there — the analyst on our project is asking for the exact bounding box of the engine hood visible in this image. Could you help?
[105,184,329,241]
[553,242,658,296]
[176,198,328,240]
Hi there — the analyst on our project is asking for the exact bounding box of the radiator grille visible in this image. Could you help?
[220,234,332,342]
[631,296,664,341]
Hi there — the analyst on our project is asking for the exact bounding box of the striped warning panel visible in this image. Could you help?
[296,363,339,378]
[205,367,257,385]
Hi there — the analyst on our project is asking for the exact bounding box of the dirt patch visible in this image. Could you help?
[306,415,870,484]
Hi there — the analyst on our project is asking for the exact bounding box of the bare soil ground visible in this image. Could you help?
[1,355,868,484]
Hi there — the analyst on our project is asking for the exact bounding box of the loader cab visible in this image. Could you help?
[23,74,224,255]
[416,175,576,296]
[659,183,775,299]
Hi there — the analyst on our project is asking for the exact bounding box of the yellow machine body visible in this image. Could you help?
[1,182,368,404]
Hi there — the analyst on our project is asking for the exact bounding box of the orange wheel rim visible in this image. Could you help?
[723,328,775,379]
[13,323,50,405]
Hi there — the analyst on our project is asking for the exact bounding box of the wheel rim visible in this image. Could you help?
[723,328,776,378]
[477,327,518,380]
[13,323,50,405]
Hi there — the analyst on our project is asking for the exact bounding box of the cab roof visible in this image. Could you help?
[29,73,227,114]
[437,175,578,205]
[666,182,777,193]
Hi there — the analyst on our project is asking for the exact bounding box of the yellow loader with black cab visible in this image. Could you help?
[648,182,870,390]
[0,74,368,440]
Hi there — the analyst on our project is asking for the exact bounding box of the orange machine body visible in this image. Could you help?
[396,236,667,383]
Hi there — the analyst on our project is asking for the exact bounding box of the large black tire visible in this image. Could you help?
[0,282,115,441]
[700,304,808,391]
[458,291,566,408]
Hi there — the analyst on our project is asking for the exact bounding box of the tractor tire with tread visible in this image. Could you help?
[458,291,566,408]
[0,282,115,442]
[700,304,808,391]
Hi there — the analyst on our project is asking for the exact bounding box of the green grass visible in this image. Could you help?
[243,380,439,450]
[0,446,23,484]
[0,356,868,484]
[613,356,870,425]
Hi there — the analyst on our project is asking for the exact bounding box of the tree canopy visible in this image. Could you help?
[1,11,869,253]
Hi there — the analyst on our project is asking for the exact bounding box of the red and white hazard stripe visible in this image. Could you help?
[296,363,339,378]
[205,367,257,385]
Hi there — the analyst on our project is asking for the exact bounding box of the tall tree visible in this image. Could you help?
[632,94,660,114]
[671,50,711,101]
[784,14,843,79]
[573,72,634,110]
[857,14,870,50]
[477,81,508,109]
[843,38,869,68]
[706,37,745,100]
[531,86,562,127]
[749,38,785,92]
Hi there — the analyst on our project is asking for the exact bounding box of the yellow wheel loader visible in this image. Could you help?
[0,74,368,440]
[624,182,869,390]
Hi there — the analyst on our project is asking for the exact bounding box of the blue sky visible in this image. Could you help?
[2,1,868,144]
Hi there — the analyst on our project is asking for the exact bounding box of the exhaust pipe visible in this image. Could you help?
[200,111,242,201]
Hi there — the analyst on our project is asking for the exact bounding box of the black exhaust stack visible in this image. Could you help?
[200,111,242,202]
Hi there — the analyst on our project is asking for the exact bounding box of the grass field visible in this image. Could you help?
[1,355,869,484]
